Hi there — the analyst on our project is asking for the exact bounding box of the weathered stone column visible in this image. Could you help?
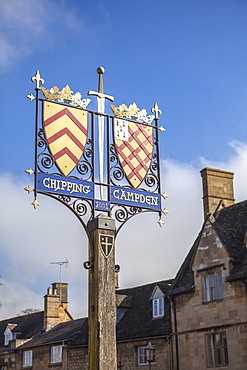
[87,214,117,370]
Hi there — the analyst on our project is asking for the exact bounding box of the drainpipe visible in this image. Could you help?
[168,296,179,370]
[241,279,247,299]
[62,341,67,370]
[168,335,174,370]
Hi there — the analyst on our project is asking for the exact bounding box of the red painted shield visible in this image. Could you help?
[43,101,88,176]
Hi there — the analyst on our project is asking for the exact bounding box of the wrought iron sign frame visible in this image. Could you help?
[25,69,168,245]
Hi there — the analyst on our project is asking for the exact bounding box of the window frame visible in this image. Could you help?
[203,271,224,302]
[206,332,228,367]
[137,346,156,366]
[22,350,33,367]
[4,327,12,346]
[152,297,164,318]
[50,345,63,364]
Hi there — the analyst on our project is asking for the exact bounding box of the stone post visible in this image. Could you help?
[87,214,117,370]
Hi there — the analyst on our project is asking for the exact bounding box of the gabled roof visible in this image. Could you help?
[169,234,199,296]
[116,280,173,341]
[15,280,173,349]
[213,200,247,261]
[20,318,88,348]
[0,311,44,348]
[171,200,247,294]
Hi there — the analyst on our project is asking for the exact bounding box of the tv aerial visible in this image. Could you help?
[50,259,69,304]
[50,258,69,283]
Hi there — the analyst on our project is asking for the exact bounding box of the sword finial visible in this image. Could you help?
[97,67,105,94]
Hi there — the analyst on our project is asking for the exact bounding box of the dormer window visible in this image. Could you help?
[3,324,20,346]
[153,298,164,317]
[4,326,14,346]
[151,286,165,318]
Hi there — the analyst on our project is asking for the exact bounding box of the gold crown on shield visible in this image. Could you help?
[40,85,91,109]
[110,102,154,125]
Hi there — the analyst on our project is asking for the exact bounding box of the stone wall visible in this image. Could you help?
[117,338,171,369]
[173,221,247,369]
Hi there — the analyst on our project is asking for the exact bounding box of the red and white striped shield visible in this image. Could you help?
[114,119,154,188]
[43,101,88,176]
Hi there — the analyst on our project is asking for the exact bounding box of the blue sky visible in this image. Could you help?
[0,0,247,319]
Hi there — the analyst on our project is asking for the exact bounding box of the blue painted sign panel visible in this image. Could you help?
[94,200,111,211]
[37,173,94,199]
[110,186,161,211]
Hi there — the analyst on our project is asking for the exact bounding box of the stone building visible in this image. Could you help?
[0,168,246,369]
[169,168,247,369]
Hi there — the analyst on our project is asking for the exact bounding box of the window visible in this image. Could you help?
[206,332,228,367]
[153,298,164,317]
[22,350,33,367]
[137,347,156,365]
[4,332,12,346]
[51,345,62,363]
[4,326,12,346]
[204,272,224,302]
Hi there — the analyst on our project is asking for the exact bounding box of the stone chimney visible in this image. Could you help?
[52,282,68,309]
[44,283,71,331]
[200,168,235,218]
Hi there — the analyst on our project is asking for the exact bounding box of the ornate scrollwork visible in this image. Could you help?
[112,167,125,182]
[37,129,47,148]
[111,204,142,225]
[56,195,94,230]
[39,153,54,170]
[109,144,125,186]
[110,204,150,234]
[85,139,93,157]
[144,174,158,190]
[110,144,118,164]
[75,138,93,181]
[73,199,88,216]
[77,162,92,177]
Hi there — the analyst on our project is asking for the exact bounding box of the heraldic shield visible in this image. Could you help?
[114,119,154,188]
[43,101,88,176]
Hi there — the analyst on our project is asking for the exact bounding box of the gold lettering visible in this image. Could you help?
[43,178,50,188]
[127,192,134,201]
[120,190,126,200]
[66,182,73,192]
[113,189,120,199]
[146,196,151,205]
[50,178,57,189]
[71,183,77,193]
[83,185,91,194]
[152,196,158,206]
[61,181,67,190]
[78,184,84,193]
[139,194,145,203]
[134,193,140,202]
[55,180,61,191]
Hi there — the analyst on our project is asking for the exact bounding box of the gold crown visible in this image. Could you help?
[110,102,154,125]
[40,85,91,109]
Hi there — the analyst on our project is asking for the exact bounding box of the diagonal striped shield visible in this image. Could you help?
[114,119,154,188]
[43,101,88,176]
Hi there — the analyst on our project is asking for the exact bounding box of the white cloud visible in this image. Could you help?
[200,140,247,201]
[1,141,247,319]
[1,280,42,319]
[0,0,84,70]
